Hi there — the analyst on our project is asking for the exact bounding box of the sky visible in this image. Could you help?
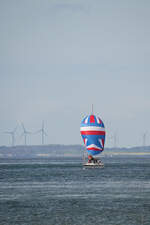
[0,0,150,147]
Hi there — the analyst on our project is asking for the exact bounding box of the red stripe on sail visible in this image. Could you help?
[90,115,95,123]
[80,131,105,135]
[102,139,104,147]
[87,148,103,151]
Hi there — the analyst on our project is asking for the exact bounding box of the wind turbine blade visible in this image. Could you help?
[44,131,48,136]
[21,123,26,132]
[34,129,42,134]
[13,125,18,133]
[26,131,32,134]
[42,121,44,129]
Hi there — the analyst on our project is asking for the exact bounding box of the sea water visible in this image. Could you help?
[0,156,150,225]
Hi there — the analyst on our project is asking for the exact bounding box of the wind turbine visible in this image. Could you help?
[113,132,117,148]
[104,120,112,147]
[142,131,148,148]
[110,132,118,148]
[21,123,32,145]
[35,121,47,145]
[4,126,18,146]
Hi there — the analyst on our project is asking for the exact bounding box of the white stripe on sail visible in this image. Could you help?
[99,139,103,148]
[84,117,89,124]
[80,126,105,131]
[96,116,100,124]
[87,144,102,150]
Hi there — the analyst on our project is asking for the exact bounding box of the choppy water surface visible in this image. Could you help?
[0,156,150,225]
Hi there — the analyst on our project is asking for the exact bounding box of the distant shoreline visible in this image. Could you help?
[0,144,150,159]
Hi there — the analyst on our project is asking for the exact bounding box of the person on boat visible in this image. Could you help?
[88,155,93,163]
[93,158,98,163]
[97,159,102,164]
[88,155,98,164]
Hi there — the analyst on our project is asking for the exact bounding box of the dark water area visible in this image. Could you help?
[0,156,150,225]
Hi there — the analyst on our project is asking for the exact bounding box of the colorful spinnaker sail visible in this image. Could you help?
[80,114,106,156]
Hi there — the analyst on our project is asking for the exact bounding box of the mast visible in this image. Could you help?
[91,104,93,115]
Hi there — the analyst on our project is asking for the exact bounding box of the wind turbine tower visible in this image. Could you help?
[21,123,31,145]
[35,121,47,145]
[113,132,118,148]
[4,126,17,146]
[142,131,148,147]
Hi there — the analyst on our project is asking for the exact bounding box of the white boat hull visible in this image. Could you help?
[83,162,104,168]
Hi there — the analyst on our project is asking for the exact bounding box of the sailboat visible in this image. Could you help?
[80,108,106,168]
